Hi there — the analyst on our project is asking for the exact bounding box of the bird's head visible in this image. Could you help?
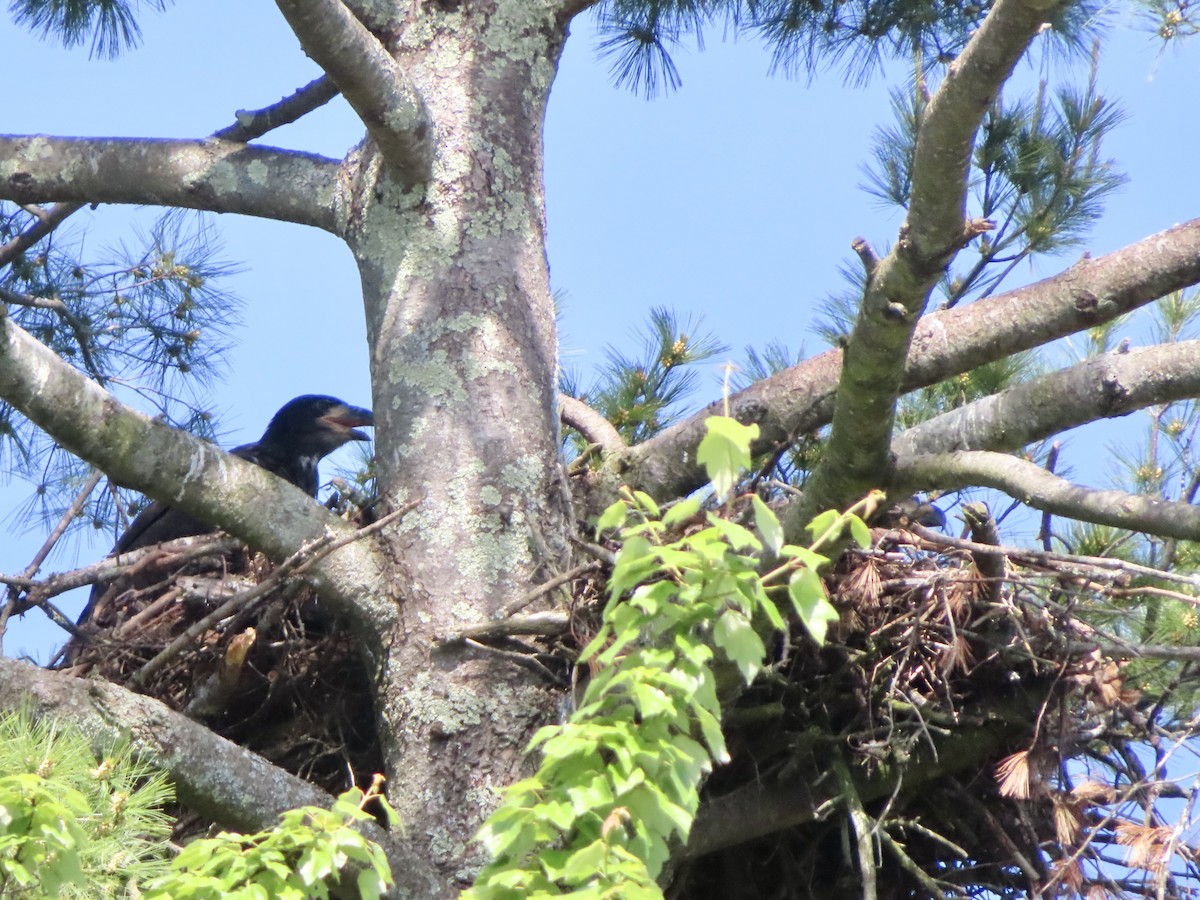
[261,395,374,458]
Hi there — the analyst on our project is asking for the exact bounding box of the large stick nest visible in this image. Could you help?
[673,521,1200,899]
[60,537,382,799]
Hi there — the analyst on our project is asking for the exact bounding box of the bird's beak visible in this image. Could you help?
[321,404,374,442]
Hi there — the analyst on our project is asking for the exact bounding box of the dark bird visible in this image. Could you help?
[80,395,373,626]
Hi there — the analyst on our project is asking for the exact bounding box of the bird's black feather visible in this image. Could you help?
[80,395,373,626]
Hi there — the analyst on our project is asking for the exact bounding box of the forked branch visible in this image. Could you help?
[274,0,432,182]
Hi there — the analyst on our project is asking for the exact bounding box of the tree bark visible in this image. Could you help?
[619,219,1200,505]
[0,137,342,231]
[330,2,575,885]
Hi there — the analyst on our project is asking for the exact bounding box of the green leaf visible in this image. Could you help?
[662,496,702,527]
[559,839,612,882]
[805,509,840,542]
[631,682,675,720]
[713,610,766,683]
[596,500,629,533]
[847,513,872,549]
[609,534,659,599]
[788,568,839,645]
[631,490,660,517]
[705,513,762,552]
[751,494,784,555]
[697,416,760,500]
[779,545,829,570]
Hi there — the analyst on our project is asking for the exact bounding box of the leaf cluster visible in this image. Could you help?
[0,707,174,898]
[1,206,242,542]
[8,0,171,59]
[468,417,868,898]
[561,307,725,448]
[593,0,1103,97]
[142,783,396,900]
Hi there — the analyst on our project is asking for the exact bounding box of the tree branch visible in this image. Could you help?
[786,0,1065,534]
[0,656,442,896]
[274,0,432,183]
[0,76,344,269]
[213,75,342,143]
[0,136,343,233]
[686,693,1038,859]
[893,450,1200,539]
[0,201,84,269]
[0,306,398,645]
[558,394,626,454]
[620,219,1200,502]
[892,341,1200,458]
[906,0,1059,261]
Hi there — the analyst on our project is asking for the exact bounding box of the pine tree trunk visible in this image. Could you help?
[343,4,573,887]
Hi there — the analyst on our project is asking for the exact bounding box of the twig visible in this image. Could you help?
[462,637,565,686]
[851,236,880,280]
[0,286,105,381]
[212,75,340,143]
[0,535,242,602]
[498,561,601,617]
[1037,443,1060,552]
[20,470,103,580]
[910,524,1200,590]
[832,755,878,900]
[0,202,84,269]
[877,828,952,900]
[1,74,342,281]
[568,534,616,567]
[439,611,570,645]
[0,469,101,653]
[947,776,1043,889]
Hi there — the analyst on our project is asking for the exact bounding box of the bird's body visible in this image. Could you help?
[80,395,373,627]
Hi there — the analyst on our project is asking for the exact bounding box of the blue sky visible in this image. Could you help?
[2,3,1198,659]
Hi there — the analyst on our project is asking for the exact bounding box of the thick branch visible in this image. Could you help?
[0,77,344,269]
[620,219,1200,502]
[0,656,441,896]
[893,341,1200,458]
[558,394,625,454]
[906,0,1060,259]
[0,136,343,233]
[274,0,432,182]
[788,0,1064,534]
[893,450,1200,539]
[687,693,1036,858]
[0,307,398,643]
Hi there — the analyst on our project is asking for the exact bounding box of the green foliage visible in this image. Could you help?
[696,416,759,500]
[0,708,395,899]
[8,0,170,59]
[143,783,397,900]
[0,707,175,898]
[816,51,1125,350]
[592,0,1102,96]
[894,351,1038,430]
[0,205,241,540]
[468,417,871,897]
[0,773,89,896]
[561,307,726,447]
